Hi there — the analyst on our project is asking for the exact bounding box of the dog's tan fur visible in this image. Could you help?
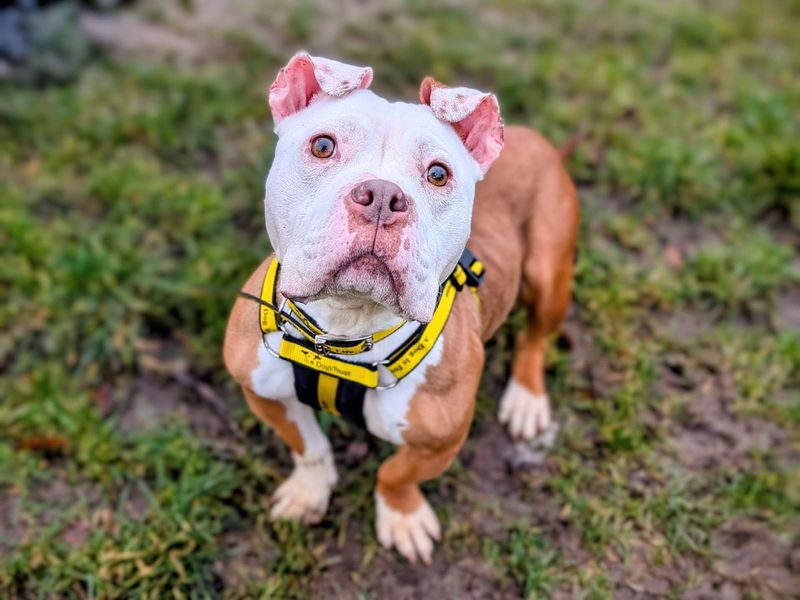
[224,124,578,518]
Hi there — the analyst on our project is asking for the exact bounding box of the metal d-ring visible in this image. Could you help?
[277,297,291,322]
[374,379,400,391]
[261,332,281,359]
[259,298,295,359]
[373,357,399,391]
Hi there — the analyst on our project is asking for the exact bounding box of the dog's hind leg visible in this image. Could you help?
[498,263,573,440]
[499,164,578,441]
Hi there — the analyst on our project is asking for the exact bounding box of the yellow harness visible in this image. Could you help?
[240,249,484,426]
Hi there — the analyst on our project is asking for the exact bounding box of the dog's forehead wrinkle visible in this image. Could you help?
[378,125,391,167]
[280,91,473,175]
[319,92,455,138]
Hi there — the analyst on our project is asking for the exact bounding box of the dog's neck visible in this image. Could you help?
[299,295,407,338]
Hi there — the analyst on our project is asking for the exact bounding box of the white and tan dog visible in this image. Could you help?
[224,53,578,564]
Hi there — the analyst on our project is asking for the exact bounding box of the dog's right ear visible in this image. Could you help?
[268,52,373,123]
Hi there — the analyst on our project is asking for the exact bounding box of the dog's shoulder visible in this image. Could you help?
[400,291,484,449]
[223,255,276,387]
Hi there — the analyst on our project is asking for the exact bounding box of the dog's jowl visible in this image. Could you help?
[223,52,579,564]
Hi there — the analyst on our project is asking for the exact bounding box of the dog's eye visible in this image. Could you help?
[426,163,449,187]
[311,135,335,158]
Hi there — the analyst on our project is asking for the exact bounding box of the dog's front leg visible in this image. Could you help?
[374,440,465,564]
[243,388,337,524]
[370,308,483,564]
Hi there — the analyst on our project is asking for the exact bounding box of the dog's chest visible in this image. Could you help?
[249,332,443,445]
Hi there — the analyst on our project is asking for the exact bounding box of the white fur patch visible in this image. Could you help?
[250,337,338,523]
[375,492,441,565]
[251,334,332,460]
[363,335,443,444]
[270,450,338,524]
[498,378,552,441]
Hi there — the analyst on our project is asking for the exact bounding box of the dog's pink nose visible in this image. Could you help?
[349,179,408,225]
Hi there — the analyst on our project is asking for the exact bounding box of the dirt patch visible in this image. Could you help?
[80,0,252,62]
[775,286,800,331]
[115,377,189,434]
[0,474,106,556]
[302,419,560,598]
[653,215,725,261]
[115,372,234,440]
[682,519,800,599]
[80,0,370,65]
[0,488,25,557]
[307,526,519,600]
[213,527,281,592]
[605,538,698,599]
[362,555,516,600]
[656,308,717,345]
[669,375,788,471]
[81,12,215,63]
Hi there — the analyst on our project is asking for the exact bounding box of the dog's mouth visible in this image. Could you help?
[280,250,433,322]
[281,252,397,301]
[335,253,393,280]
[319,252,400,307]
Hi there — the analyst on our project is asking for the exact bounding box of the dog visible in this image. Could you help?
[223,52,579,564]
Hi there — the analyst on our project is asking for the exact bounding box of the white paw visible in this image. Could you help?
[270,451,338,524]
[375,492,441,565]
[498,379,552,441]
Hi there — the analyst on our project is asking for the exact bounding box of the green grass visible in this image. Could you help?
[1,0,799,597]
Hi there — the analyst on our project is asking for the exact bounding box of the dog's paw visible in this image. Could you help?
[270,451,338,524]
[375,492,441,565]
[498,379,551,441]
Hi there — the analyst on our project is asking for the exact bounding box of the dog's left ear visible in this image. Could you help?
[269,52,373,123]
[420,77,504,174]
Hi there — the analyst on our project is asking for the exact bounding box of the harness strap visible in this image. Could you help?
[253,261,406,355]
[291,364,368,428]
[282,299,406,356]
[278,337,379,387]
[243,248,484,426]
[385,278,458,380]
[259,259,281,334]
[285,298,407,350]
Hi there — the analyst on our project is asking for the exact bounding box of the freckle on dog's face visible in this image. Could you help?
[264,54,503,323]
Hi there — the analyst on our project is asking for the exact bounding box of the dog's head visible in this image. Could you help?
[264,52,504,322]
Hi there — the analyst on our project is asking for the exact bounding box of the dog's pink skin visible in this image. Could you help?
[270,53,372,123]
[420,77,504,172]
[277,177,420,317]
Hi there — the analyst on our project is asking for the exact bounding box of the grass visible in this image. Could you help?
[1,0,798,597]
